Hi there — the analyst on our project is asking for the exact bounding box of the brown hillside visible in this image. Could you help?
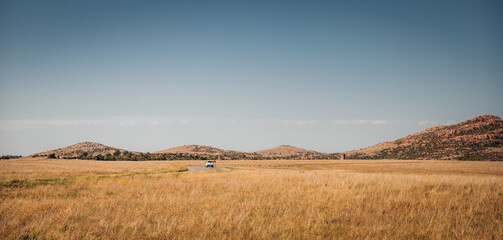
[154,145,244,155]
[345,115,503,160]
[34,142,131,158]
[255,145,319,157]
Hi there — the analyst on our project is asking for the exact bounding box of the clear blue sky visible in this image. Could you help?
[1,0,502,155]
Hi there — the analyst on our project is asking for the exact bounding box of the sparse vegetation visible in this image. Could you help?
[34,142,342,161]
[0,178,75,188]
[0,155,22,160]
[51,149,340,161]
[347,115,503,161]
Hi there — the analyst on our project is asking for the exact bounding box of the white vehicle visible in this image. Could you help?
[205,160,214,168]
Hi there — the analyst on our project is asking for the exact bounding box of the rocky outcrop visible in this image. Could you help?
[345,115,503,161]
[254,145,319,157]
[155,145,243,155]
[33,142,130,158]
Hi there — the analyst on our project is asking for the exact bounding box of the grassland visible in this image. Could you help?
[1,158,502,239]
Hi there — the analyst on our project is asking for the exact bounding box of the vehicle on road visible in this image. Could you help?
[205,160,214,168]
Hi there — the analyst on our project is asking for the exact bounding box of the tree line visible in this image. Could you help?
[36,150,341,161]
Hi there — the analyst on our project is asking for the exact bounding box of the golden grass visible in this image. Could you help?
[1,158,502,239]
[0,158,191,180]
[216,159,503,175]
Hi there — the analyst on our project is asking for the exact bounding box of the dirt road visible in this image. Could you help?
[187,166,230,172]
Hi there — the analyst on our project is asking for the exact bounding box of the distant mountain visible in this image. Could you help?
[154,145,256,160]
[345,115,503,160]
[154,145,244,155]
[154,144,326,159]
[29,115,502,161]
[254,145,319,157]
[33,142,131,158]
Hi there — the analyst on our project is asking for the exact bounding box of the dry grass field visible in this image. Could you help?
[1,158,502,239]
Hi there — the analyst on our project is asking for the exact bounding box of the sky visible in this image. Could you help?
[1,0,502,155]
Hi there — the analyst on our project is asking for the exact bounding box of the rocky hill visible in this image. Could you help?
[153,144,335,160]
[33,142,131,159]
[155,145,240,155]
[29,115,502,161]
[345,115,503,160]
[254,145,319,157]
[154,145,254,159]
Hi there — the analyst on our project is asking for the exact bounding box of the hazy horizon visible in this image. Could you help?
[1,0,502,155]
[0,115,496,156]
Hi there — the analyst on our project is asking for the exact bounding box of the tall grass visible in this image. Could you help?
[1,159,502,239]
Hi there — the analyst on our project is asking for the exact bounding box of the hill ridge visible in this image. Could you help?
[345,115,503,160]
[29,115,503,160]
[154,144,243,155]
[34,141,131,158]
[254,145,319,157]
